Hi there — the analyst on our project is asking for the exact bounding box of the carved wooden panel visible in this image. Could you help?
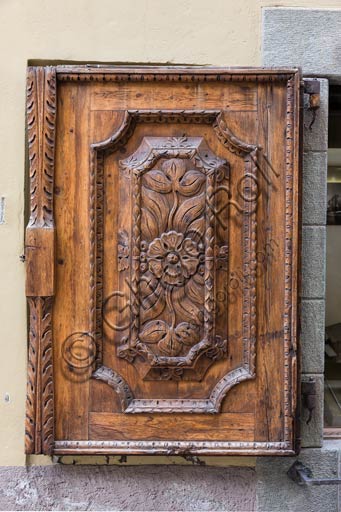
[25,66,301,455]
[25,67,56,455]
[119,137,227,376]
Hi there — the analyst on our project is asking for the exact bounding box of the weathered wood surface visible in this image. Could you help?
[26,66,301,455]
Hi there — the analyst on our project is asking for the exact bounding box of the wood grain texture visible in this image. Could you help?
[89,411,255,441]
[89,83,257,111]
[25,67,56,454]
[53,81,93,442]
[26,66,301,456]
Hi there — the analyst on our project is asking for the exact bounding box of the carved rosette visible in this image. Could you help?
[116,136,229,380]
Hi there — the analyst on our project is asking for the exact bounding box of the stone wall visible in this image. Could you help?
[0,466,256,511]
[259,8,341,512]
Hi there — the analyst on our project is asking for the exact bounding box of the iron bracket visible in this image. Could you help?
[288,461,341,486]
[301,379,316,424]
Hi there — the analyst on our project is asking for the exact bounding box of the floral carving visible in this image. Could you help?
[146,231,202,287]
[117,136,229,379]
[136,157,207,359]
[140,319,200,356]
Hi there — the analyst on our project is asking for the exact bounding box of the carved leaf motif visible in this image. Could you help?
[186,278,204,306]
[140,282,166,324]
[159,368,184,381]
[174,322,200,346]
[165,136,190,148]
[139,318,200,357]
[187,216,205,242]
[142,186,169,238]
[140,320,168,344]
[27,68,56,228]
[173,287,202,325]
[158,330,182,356]
[140,274,159,297]
[173,191,205,233]
[192,272,205,286]
[163,159,186,182]
[143,169,172,193]
[141,207,159,240]
[178,170,205,196]
[206,336,228,361]
[26,297,54,454]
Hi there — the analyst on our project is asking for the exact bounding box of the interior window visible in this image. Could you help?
[325,84,341,436]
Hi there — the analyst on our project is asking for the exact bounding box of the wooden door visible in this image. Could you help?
[25,66,301,456]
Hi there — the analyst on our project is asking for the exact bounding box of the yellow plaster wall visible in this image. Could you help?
[0,0,339,466]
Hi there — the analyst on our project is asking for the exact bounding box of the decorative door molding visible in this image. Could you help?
[25,66,300,455]
[90,109,259,413]
[25,67,56,455]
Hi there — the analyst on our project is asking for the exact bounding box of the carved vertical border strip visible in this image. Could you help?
[204,172,216,342]
[96,154,104,364]
[242,149,258,377]
[283,74,299,446]
[131,170,141,348]
[26,67,56,229]
[89,148,103,365]
[25,67,57,455]
[284,77,293,445]
[213,114,258,382]
[26,297,54,454]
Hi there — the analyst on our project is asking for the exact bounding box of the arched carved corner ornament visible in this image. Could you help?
[90,109,259,414]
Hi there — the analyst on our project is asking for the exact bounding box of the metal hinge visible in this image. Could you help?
[301,379,316,424]
[288,461,341,486]
[303,80,320,129]
[304,80,321,109]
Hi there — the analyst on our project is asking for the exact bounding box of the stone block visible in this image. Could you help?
[300,300,325,374]
[303,79,328,152]
[262,8,341,78]
[301,226,326,299]
[302,152,327,226]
